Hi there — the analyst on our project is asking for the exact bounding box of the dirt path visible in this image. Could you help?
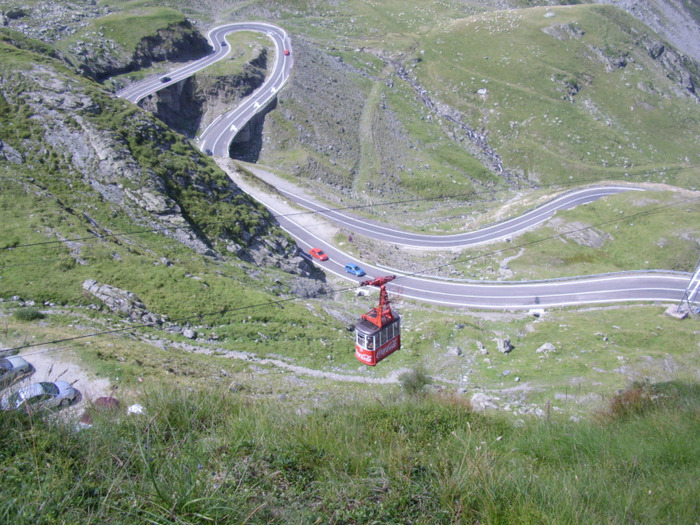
[217,160,341,244]
[12,347,112,401]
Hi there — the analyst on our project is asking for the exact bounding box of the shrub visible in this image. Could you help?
[13,308,45,321]
[399,366,432,396]
[605,380,659,419]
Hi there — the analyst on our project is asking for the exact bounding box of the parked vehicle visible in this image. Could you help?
[283,49,290,56]
[0,356,34,390]
[1,381,80,412]
[345,263,366,276]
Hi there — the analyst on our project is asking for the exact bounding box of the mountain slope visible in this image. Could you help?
[0,36,328,324]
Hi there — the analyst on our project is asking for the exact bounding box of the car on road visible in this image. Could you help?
[345,263,366,276]
[204,149,212,156]
[309,248,328,261]
[0,356,34,390]
[160,76,171,83]
[1,381,80,412]
[283,49,290,56]
[221,41,227,46]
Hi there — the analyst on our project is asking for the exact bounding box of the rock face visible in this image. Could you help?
[0,3,210,82]
[593,0,700,64]
[139,49,268,141]
[83,279,162,325]
[71,19,211,82]
[642,37,697,99]
[0,51,313,278]
[495,337,514,354]
[9,64,215,256]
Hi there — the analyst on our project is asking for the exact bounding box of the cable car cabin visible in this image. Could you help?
[355,315,401,366]
[354,275,401,366]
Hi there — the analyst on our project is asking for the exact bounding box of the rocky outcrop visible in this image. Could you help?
[495,337,514,354]
[0,3,210,82]
[0,54,313,278]
[395,63,523,186]
[82,279,163,325]
[0,140,22,164]
[642,37,697,99]
[138,49,268,140]
[549,217,612,249]
[73,20,211,82]
[593,0,700,64]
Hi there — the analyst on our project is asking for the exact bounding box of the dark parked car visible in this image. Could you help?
[0,356,34,390]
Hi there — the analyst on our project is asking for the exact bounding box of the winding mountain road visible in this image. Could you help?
[116,22,692,310]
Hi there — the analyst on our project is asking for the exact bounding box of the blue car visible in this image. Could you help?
[345,263,366,276]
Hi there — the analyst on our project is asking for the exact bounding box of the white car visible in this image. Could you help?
[0,355,34,390]
[1,381,80,412]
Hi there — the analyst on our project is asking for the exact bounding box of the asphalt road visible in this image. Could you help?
[273,184,641,248]
[259,187,691,309]
[116,22,692,310]
[116,22,292,157]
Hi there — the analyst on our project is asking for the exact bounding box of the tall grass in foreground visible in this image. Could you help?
[0,381,697,523]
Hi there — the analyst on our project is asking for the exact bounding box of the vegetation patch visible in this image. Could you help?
[0,380,697,523]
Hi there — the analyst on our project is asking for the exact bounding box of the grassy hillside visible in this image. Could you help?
[0,4,699,522]
[0,380,697,523]
[58,6,187,56]
[0,0,696,393]
[192,1,696,212]
[0,36,349,368]
[413,5,700,186]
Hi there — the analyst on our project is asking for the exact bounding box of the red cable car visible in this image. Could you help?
[355,275,401,366]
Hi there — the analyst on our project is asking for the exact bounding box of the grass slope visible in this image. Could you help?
[0,380,697,523]
[0,37,348,366]
[412,5,700,187]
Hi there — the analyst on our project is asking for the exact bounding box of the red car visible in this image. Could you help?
[283,49,290,56]
[309,248,328,261]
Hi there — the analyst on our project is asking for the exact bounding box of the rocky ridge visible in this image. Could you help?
[0,1,210,82]
[593,0,700,64]
[139,49,269,140]
[71,19,211,82]
[0,46,314,279]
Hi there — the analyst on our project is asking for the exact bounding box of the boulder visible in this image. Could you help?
[82,279,162,325]
[495,337,514,354]
[470,393,499,412]
[536,342,557,354]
